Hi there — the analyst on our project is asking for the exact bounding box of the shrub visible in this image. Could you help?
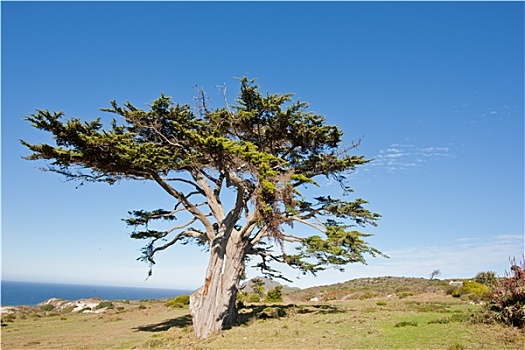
[40,304,55,311]
[165,295,190,308]
[2,314,16,323]
[359,292,380,300]
[451,289,461,298]
[394,321,418,327]
[265,286,283,302]
[247,293,261,303]
[483,258,525,328]
[445,285,459,296]
[447,343,466,350]
[398,291,414,299]
[461,281,489,298]
[95,301,114,310]
[474,271,497,287]
[376,301,387,306]
[61,306,76,313]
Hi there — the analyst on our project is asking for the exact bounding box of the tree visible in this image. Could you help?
[429,269,441,280]
[265,285,283,302]
[474,271,497,287]
[251,278,266,298]
[21,77,385,338]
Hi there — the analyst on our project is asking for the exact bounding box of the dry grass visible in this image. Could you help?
[2,286,524,349]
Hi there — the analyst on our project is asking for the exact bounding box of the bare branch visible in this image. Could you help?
[165,217,198,235]
[190,168,225,224]
[290,216,324,233]
[149,171,214,239]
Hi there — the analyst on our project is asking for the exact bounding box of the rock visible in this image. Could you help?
[36,298,110,313]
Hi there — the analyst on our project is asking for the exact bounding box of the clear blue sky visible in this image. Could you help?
[2,2,523,290]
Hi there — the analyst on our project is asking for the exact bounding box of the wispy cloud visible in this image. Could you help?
[366,142,455,173]
[453,98,516,124]
[284,234,524,288]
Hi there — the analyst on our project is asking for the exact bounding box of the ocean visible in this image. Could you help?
[1,280,194,306]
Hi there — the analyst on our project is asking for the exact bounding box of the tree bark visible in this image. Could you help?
[189,232,247,339]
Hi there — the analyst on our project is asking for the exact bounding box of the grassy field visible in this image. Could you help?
[2,294,523,349]
[2,278,524,349]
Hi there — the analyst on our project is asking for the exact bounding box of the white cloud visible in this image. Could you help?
[284,233,524,288]
[368,142,454,173]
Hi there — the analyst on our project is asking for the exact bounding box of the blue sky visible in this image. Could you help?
[2,2,523,290]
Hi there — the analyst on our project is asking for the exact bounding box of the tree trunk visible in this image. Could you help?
[189,233,246,339]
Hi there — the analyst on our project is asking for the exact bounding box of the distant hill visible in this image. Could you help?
[240,276,468,302]
[285,276,456,302]
[240,276,301,294]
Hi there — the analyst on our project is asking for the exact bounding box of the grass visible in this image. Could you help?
[2,287,524,349]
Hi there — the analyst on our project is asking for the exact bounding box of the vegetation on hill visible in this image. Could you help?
[2,287,523,349]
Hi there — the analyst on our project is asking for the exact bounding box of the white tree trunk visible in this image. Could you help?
[189,233,246,339]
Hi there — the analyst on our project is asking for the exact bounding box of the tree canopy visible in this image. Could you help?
[22,77,385,337]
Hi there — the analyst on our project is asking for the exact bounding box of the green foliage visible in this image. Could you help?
[61,306,76,313]
[460,281,489,298]
[250,278,267,298]
[39,305,54,311]
[247,294,261,303]
[2,314,16,323]
[394,321,418,327]
[22,76,383,287]
[376,300,387,306]
[265,286,283,302]
[165,295,190,308]
[95,301,114,310]
[474,271,497,287]
[447,343,466,350]
[445,285,459,296]
[359,292,380,300]
[428,313,470,324]
[398,291,414,299]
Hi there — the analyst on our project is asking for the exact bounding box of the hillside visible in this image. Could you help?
[285,276,455,302]
[240,276,300,294]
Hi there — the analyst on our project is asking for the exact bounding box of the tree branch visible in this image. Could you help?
[149,171,214,239]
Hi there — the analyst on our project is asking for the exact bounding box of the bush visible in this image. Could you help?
[452,281,490,301]
[2,314,16,323]
[445,285,460,296]
[474,271,497,287]
[40,304,55,311]
[61,306,76,313]
[265,286,283,302]
[247,293,261,303]
[165,295,190,308]
[483,258,525,328]
[394,321,418,327]
[461,281,489,297]
[359,292,380,300]
[448,281,489,300]
[398,291,414,299]
[95,301,114,310]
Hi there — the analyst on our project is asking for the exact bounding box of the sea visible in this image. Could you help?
[1,280,194,307]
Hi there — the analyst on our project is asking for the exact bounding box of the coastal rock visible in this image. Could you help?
[37,298,111,313]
